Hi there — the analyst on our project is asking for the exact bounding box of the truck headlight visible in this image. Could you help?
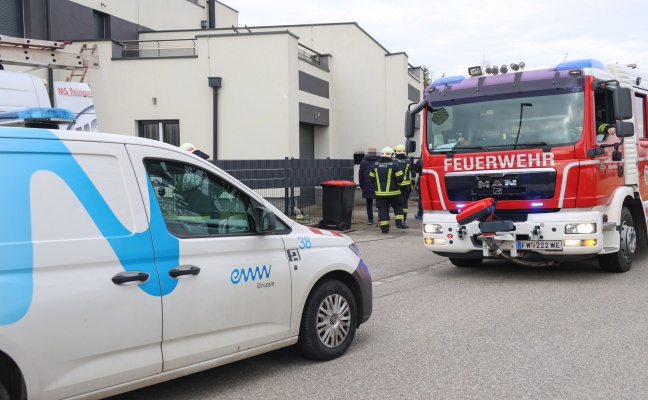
[565,223,596,234]
[424,224,443,234]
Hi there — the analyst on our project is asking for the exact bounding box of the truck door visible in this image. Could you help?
[0,139,162,398]
[125,145,292,372]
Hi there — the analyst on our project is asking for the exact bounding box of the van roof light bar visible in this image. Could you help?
[0,107,76,127]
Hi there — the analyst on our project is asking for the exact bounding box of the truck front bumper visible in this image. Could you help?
[422,209,617,259]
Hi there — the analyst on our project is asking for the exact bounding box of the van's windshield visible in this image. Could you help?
[425,91,584,153]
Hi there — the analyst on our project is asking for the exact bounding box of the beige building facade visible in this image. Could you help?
[4,0,423,160]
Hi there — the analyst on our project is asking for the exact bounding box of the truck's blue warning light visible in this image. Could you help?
[431,75,466,86]
[0,108,76,125]
[555,59,605,71]
[531,202,544,207]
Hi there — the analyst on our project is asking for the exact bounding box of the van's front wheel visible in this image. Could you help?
[598,207,636,272]
[297,279,357,361]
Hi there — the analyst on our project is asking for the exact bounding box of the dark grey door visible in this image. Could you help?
[298,123,315,207]
[299,123,314,159]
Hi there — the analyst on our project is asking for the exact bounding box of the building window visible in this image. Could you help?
[92,10,107,39]
[0,0,24,37]
[138,120,180,146]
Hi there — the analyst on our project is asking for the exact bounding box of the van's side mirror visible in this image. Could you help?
[405,139,416,154]
[615,121,635,138]
[404,110,415,138]
[254,207,277,233]
[613,87,633,120]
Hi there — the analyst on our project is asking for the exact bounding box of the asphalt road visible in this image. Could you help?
[108,207,648,400]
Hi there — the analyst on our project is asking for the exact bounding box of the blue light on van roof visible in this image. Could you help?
[0,108,76,128]
[431,75,466,86]
[0,108,76,123]
[555,59,605,71]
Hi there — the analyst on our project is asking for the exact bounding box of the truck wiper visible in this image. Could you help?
[488,142,552,151]
[453,145,492,152]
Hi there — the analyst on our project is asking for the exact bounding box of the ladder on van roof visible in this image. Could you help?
[0,35,99,80]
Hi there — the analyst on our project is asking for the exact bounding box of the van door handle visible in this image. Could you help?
[169,265,201,278]
[112,271,150,285]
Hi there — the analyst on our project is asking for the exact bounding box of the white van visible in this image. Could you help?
[0,115,372,400]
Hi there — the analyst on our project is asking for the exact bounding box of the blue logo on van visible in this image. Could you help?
[230,265,272,284]
[0,128,180,325]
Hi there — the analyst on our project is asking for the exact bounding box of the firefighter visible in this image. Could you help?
[370,147,405,233]
[393,144,413,224]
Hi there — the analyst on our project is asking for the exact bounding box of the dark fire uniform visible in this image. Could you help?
[370,153,404,233]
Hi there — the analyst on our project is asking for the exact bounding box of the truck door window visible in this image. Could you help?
[636,94,646,139]
[145,160,254,237]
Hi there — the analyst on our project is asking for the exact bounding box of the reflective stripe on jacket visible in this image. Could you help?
[369,158,403,196]
[394,155,412,186]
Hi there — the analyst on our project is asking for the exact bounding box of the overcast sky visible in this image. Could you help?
[225,0,648,80]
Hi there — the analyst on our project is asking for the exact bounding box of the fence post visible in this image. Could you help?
[290,157,296,216]
[284,157,290,215]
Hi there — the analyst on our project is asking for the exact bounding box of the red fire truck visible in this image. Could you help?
[404,59,647,272]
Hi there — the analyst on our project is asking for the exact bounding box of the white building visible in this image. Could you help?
[3,0,423,160]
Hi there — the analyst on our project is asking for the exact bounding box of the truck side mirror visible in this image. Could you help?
[613,87,633,120]
[404,110,415,138]
[615,121,635,138]
[405,139,416,154]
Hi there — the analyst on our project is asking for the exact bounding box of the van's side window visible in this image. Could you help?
[145,160,254,237]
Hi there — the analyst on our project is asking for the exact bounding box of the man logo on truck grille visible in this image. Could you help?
[478,179,516,188]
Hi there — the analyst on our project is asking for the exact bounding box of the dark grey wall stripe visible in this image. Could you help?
[299,103,329,126]
[299,71,329,99]
[408,84,421,103]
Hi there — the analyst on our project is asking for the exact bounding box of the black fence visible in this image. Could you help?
[211,158,355,226]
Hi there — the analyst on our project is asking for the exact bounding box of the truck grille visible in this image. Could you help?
[445,170,556,201]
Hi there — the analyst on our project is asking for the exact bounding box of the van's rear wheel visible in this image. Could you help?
[598,207,636,273]
[297,279,357,361]
[449,257,483,267]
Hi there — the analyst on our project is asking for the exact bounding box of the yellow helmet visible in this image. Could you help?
[380,147,394,157]
[394,144,406,154]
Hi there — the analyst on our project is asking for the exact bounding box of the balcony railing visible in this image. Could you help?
[115,39,196,59]
[298,45,328,69]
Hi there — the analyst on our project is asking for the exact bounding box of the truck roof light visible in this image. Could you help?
[468,66,483,77]
[555,59,604,71]
[500,64,508,74]
[491,66,499,75]
[569,70,583,76]
[0,107,76,127]
[510,63,520,71]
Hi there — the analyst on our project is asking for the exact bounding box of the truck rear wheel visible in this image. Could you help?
[449,258,483,267]
[598,207,636,273]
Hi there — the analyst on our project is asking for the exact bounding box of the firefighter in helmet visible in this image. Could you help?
[393,144,412,226]
[370,147,405,233]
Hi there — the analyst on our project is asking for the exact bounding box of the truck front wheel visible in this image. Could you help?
[598,207,636,273]
[449,258,483,267]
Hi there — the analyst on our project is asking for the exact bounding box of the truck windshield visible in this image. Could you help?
[426,91,584,152]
